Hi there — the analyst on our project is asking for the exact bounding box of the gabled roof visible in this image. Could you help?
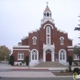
[44,5,51,12]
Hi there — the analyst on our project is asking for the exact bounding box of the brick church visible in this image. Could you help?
[13,4,75,66]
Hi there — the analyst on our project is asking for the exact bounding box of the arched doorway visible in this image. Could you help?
[46,53,51,61]
[46,49,51,61]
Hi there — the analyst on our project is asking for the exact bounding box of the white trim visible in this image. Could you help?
[67,46,74,48]
[59,49,66,62]
[13,45,30,48]
[30,49,39,62]
[46,26,51,45]
[74,54,79,60]
[13,49,30,52]
[59,36,64,40]
[32,36,37,45]
[60,37,64,45]
[74,59,79,60]
[32,36,37,39]
[43,24,54,29]
[67,49,73,51]
[43,44,55,62]
[17,52,24,60]
[43,12,52,19]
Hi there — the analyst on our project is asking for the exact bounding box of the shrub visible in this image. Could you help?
[26,56,29,66]
[60,70,64,73]
[68,66,72,72]
[9,55,14,66]
[68,56,72,66]
[20,63,22,65]
[22,61,25,63]
[65,68,69,72]
[73,68,80,73]
[74,62,76,65]
[76,63,78,66]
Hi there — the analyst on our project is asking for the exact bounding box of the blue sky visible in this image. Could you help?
[0,0,80,50]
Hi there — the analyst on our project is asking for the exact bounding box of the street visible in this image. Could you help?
[0,77,75,80]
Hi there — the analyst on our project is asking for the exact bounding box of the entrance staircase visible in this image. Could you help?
[34,62,67,67]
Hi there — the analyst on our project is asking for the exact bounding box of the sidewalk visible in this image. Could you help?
[0,64,80,70]
[0,64,79,78]
[0,71,56,78]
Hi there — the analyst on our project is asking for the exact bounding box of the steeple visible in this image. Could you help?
[44,5,51,12]
[41,2,54,24]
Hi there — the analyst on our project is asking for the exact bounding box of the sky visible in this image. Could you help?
[0,0,80,50]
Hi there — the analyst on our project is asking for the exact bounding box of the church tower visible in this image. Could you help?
[41,3,54,24]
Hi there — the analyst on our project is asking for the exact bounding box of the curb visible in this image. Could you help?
[56,76,72,77]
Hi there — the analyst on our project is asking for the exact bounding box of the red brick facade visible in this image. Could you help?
[12,5,75,66]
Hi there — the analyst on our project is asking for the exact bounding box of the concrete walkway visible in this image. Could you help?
[0,71,56,78]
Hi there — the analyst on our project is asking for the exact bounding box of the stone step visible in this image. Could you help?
[35,62,66,67]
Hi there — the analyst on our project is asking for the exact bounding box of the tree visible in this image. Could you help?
[74,45,80,60]
[0,45,11,61]
[9,54,14,66]
[68,56,73,72]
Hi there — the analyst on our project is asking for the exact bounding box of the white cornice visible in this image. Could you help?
[13,49,30,52]
[67,49,73,51]
[67,46,74,48]
[13,45,30,48]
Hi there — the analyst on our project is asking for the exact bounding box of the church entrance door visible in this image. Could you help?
[46,53,51,61]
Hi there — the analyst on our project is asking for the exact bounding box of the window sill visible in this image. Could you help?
[18,59,24,60]
[74,59,79,60]
[33,44,36,45]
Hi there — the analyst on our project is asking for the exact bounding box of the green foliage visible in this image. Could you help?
[76,62,78,66]
[9,55,14,66]
[60,70,64,73]
[0,45,11,61]
[65,68,69,72]
[68,56,72,72]
[73,68,80,73]
[26,56,29,66]
[68,56,72,66]
[74,46,80,56]
[68,66,72,72]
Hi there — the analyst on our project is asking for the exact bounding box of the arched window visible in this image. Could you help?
[32,50,38,60]
[35,53,37,60]
[32,53,34,60]
[50,13,51,17]
[47,13,49,17]
[46,26,51,44]
[60,37,64,45]
[60,51,62,60]
[32,36,37,45]
[63,51,65,60]
[46,26,50,34]
[59,49,66,62]
[44,13,46,16]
